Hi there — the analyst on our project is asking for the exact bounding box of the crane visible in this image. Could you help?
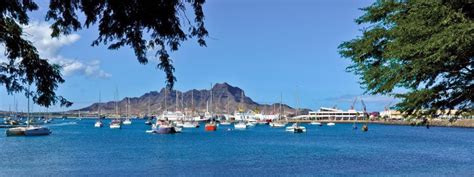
[350,97,358,110]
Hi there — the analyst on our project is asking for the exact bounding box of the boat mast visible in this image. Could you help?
[147,96,150,116]
[26,85,30,127]
[191,90,194,116]
[175,90,178,112]
[115,87,118,119]
[98,91,101,118]
[210,83,213,117]
[164,87,168,112]
[127,97,130,119]
[280,92,282,121]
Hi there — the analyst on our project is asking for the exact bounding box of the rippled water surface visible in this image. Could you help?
[1,119,473,176]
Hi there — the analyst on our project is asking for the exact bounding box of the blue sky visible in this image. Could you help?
[0,0,397,112]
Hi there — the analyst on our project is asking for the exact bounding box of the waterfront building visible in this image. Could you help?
[292,107,364,120]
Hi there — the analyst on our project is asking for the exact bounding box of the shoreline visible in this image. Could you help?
[290,119,474,128]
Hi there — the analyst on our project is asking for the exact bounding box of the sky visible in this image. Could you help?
[0,0,397,112]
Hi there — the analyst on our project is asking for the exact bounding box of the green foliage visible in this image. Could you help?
[0,0,71,107]
[46,0,208,88]
[339,0,473,115]
[1,0,208,107]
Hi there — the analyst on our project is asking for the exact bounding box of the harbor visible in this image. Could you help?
[1,118,473,176]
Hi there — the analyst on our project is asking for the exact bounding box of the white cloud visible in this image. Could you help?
[1,21,111,79]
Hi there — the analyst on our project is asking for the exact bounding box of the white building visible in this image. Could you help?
[292,107,364,120]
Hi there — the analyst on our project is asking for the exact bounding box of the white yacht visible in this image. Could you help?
[94,120,103,128]
[285,123,306,133]
[270,122,287,128]
[310,121,322,125]
[234,122,247,129]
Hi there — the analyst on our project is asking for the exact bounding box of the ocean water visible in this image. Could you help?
[1,119,473,176]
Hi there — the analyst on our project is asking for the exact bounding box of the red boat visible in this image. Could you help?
[205,122,217,131]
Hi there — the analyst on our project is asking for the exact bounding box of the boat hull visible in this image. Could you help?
[6,127,51,136]
[234,123,247,129]
[24,127,51,136]
[205,124,217,131]
[94,122,103,128]
[110,124,121,129]
[5,127,26,136]
[157,127,176,134]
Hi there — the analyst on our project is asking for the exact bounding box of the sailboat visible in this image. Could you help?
[270,93,287,128]
[123,98,132,125]
[94,92,103,128]
[204,83,217,131]
[110,88,122,129]
[43,108,52,124]
[234,91,247,129]
[6,86,51,136]
[286,89,306,133]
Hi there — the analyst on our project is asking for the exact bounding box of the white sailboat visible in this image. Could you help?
[234,121,247,129]
[270,93,287,128]
[95,91,103,128]
[286,89,306,133]
[6,86,51,136]
[123,98,132,125]
[110,88,122,129]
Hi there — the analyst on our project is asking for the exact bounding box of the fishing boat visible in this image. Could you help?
[234,121,247,129]
[327,122,335,126]
[285,123,306,133]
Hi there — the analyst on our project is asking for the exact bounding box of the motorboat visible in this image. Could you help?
[109,119,122,129]
[246,122,256,127]
[310,121,321,126]
[269,122,287,128]
[123,118,132,125]
[285,123,306,133]
[94,120,103,128]
[205,122,217,131]
[156,125,177,134]
[327,122,336,126]
[234,122,247,129]
[219,121,232,126]
[182,121,198,128]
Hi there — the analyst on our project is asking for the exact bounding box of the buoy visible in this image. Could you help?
[362,124,368,132]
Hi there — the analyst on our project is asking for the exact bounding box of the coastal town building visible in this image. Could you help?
[291,107,364,120]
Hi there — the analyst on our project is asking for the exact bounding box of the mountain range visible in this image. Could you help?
[78,83,306,116]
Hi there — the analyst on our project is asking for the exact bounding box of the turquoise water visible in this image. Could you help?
[1,119,473,176]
